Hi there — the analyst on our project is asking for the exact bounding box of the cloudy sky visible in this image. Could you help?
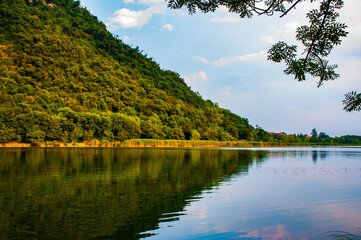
[80,0,361,137]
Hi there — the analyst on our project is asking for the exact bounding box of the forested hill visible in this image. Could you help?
[0,0,266,144]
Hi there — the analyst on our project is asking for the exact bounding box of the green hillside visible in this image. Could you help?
[0,0,261,144]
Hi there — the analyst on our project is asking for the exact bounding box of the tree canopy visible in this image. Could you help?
[311,128,318,138]
[167,0,359,111]
[0,0,270,144]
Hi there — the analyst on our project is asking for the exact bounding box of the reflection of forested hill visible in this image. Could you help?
[0,148,269,239]
[0,0,254,144]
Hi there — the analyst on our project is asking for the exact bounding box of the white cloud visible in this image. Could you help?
[108,6,163,28]
[261,35,276,44]
[335,58,361,90]
[211,16,240,23]
[138,0,164,4]
[162,23,174,31]
[123,35,131,42]
[221,87,233,97]
[183,70,208,84]
[217,6,230,13]
[338,0,361,26]
[270,21,301,40]
[209,6,242,23]
[214,51,267,66]
[122,0,166,5]
[339,22,361,49]
[194,51,267,67]
[193,56,210,64]
[261,21,303,48]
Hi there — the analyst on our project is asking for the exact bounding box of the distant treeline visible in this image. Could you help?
[270,132,361,145]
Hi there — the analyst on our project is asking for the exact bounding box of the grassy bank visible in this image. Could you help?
[0,139,285,148]
[1,139,360,148]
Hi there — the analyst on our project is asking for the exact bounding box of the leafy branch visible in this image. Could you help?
[268,0,347,86]
[343,91,361,112]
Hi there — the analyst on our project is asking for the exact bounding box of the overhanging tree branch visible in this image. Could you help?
[343,91,361,112]
[166,0,358,111]
[304,0,332,63]
[280,0,302,17]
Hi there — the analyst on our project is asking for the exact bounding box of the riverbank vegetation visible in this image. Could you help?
[1,136,360,148]
[0,139,278,148]
[0,0,261,144]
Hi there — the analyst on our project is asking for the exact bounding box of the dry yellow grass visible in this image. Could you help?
[0,140,281,148]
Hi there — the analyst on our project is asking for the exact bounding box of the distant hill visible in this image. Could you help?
[0,0,262,144]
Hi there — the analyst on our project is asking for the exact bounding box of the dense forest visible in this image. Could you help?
[0,0,263,144]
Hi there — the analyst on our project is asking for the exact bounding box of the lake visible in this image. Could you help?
[0,147,360,239]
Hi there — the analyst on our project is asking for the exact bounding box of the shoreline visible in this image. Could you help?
[0,139,281,148]
[1,139,359,148]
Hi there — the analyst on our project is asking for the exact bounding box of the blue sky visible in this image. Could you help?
[80,0,361,137]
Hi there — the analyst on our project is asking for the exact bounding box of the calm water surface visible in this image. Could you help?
[0,147,360,239]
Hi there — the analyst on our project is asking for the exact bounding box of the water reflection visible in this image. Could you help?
[0,148,268,240]
[1,147,360,240]
[312,150,318,163]
[143,147,361,240]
